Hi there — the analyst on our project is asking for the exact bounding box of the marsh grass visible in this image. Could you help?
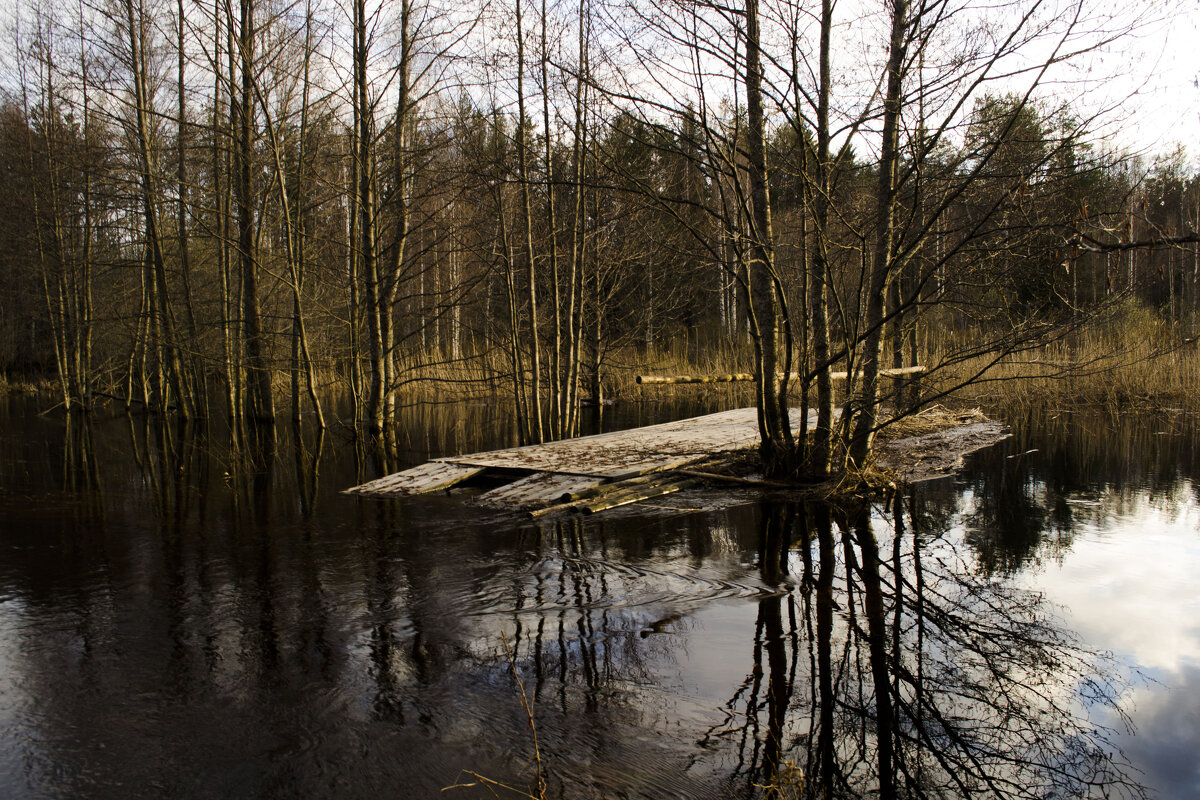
[15,305,1197,414]
[362,344,757,405]
[0,374,55,396]
[928,307,1200,411]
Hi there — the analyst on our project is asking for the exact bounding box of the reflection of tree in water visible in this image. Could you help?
[713,499,1143,799]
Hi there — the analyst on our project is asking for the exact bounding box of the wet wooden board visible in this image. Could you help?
[476,472,604,508]
[436,407,810,480]
[344,461,483,497]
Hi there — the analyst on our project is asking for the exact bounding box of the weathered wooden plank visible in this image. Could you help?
[435,407,810,479]
[528,476,698,518]
[344,461,484,497]
[476,472,604,508]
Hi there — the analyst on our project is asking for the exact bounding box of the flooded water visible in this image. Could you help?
[0,396,1196,799]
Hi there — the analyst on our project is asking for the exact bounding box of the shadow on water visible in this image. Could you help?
[0,397,1173,798]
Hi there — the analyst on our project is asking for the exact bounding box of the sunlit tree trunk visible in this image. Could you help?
[564,0,590,438]
[541,0,564,440]
[379,0,415,429]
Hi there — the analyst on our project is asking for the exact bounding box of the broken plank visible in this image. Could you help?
[557,474,657,503]
[344,461,484,497]
[476,472,604,508]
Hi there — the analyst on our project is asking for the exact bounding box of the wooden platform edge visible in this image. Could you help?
[344,462,484,497]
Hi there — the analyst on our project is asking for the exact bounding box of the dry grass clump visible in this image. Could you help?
[876,404,988,441]
[757,760,806,800]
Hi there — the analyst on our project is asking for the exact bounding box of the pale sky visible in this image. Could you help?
[1100,3,1200,165]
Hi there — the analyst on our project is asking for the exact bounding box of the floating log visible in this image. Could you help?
[636,373,757,384]
[526,475,662,518]
[343,461,483,497]
[557,474,656,503]
[578,478,699,514]
[636,366,926,385]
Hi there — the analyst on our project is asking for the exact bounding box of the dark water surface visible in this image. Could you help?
[0,396,1197,799]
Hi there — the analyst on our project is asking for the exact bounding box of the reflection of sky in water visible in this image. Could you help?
[958,478,1200,797]
[1030,490,1200,676]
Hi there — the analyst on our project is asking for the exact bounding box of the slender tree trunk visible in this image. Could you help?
[810,0,835,478]
[355,0,384,432]
[77,0,94,410]
[176,0,202,414]
[565,2,589,438]
[498,181,530,438]
[516,0,544,443]
[379,0,414,428]
[743,0,791,475]
[849,0,908,469]
[125,0,189,416]
[296,5,324,428]
[236,0,273,422]
[541,0,564,440]
[215,0,240,426]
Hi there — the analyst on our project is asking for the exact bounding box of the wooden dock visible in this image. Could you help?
[344,407,808,514]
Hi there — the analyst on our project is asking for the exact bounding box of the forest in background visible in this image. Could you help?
[1,0,1197,478]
